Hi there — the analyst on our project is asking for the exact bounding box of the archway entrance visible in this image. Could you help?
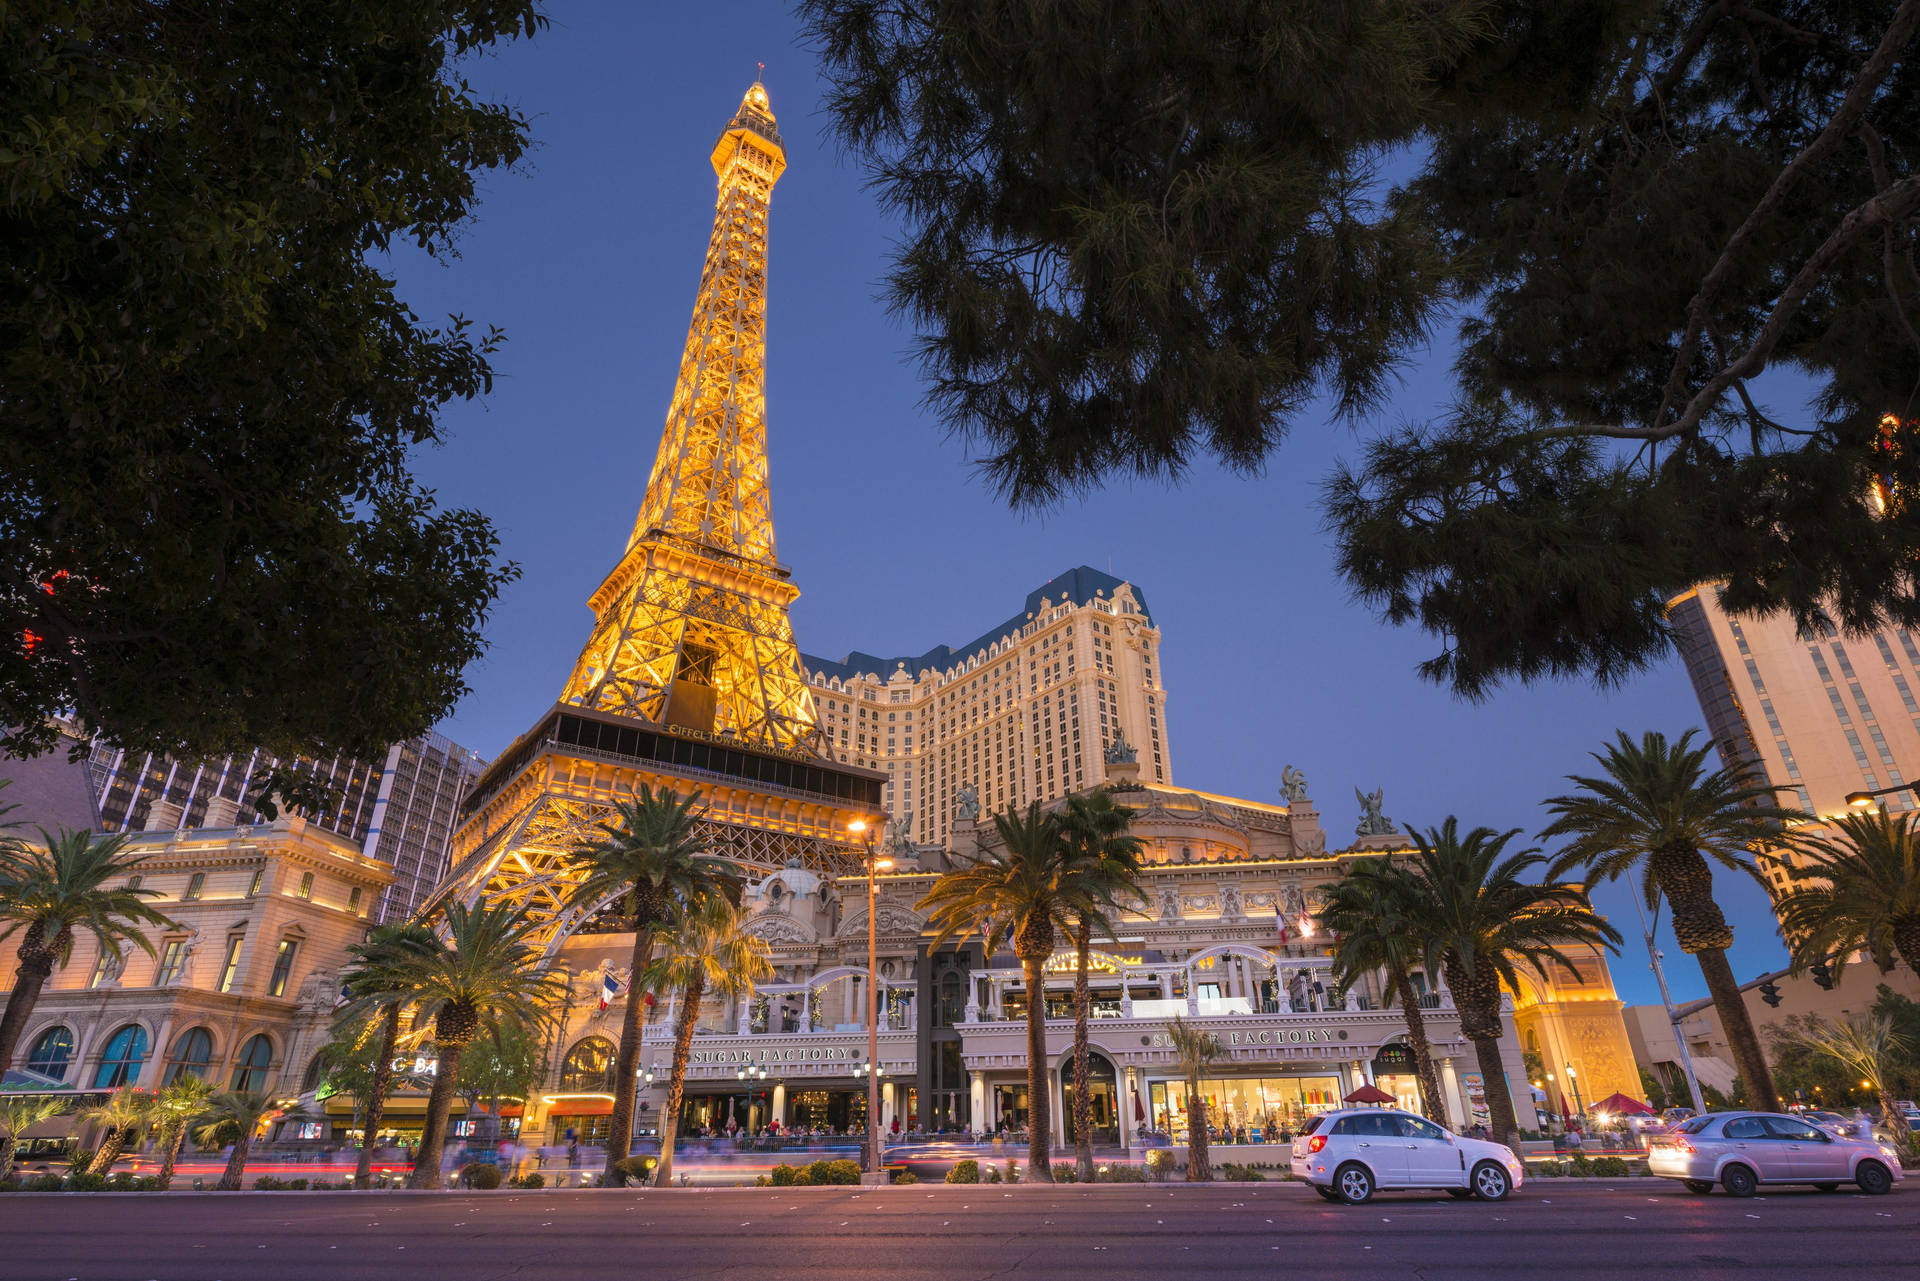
[1060,1051,1119,1145]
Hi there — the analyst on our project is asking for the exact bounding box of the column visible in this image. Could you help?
[1048,1068,1065,1153]
[970,1072,986,1135]
[772,1082,788,1128]
[1440,1057,1465,1129]
[138,1016,176,1091]
[1119,1070,1134,1153]
[881,1081,896,1133]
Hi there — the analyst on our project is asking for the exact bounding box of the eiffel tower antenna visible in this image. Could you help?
[433,83,883,947]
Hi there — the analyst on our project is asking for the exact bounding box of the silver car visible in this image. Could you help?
[1647,1111,1903,1196]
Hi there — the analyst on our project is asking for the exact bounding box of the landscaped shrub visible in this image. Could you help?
[1589,1156,1630,1178]
[609,1156,656,1186]
[67,1149,95,1173]
[286,1178,311,1191]
[801,1159,860,1185]
[1054,1165,1078,1183]
[461,1163,503,1190]
[66,1172,106,1191]
[985,1166,1003,1183]
[1143,1149,1173,1180]
[769,1164,799,1186]
[27,1174,65,1192]
[1097,1163,1146,1183]
[944,1158,981,1184]
[1219,1163,1267,1181]
[890,1170,919,1184]
[511,1173,546,1189]
[1567,1154,1594,1176]
[253,1175,287,1190]
[1005,1159,1019,1184]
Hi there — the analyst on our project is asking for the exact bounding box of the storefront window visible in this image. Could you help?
[1148,1075,1341,1143]
[551,1113,611,1145]
[559,1037,616,1092]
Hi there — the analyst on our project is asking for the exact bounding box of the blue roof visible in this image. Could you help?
[803,566,1149,683]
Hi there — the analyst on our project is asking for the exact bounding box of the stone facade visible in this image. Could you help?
[1,817,391,1105]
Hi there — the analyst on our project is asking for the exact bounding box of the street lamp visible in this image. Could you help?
[1846,782,1920,807]
[849,818,894,1184]
[1565,1065,1586,1120]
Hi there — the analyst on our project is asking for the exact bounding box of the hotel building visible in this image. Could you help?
[800,566,1170,848]
[70,725,485,923]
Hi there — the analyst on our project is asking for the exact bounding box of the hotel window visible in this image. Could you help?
[248,868,264,896]
[348,886,363,915]
[126,875,142,892]
[92,1023,149,1089]
[230,1033,275,1092]
[89,949,123,988]
[183,872,206,901]
[268,938,298,997]
[156,939,188,985]
[296,871,314,900]
[217,935,245,993]
[162,1027,215,1085]
[26,1026,75,1081]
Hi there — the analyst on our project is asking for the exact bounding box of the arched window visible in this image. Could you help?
[301,1051,329,1094]
[25,1026,74,1080]
[230,1033,274,1093]
[559,1037,616,1093]
[93,1024,149,1088]
[162,1027,215,1085]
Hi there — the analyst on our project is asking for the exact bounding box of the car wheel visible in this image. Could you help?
[1856,1160,1894,1196]
[1446,1188,1473,1200]
[1721,1164,1758,1198]
[1682,1180,1715,1195]
[1314,1185,1341,1203]
[1334,1162,1375,1205]
[1813,1183,1840,1193]
[1470,1161,1511,1202]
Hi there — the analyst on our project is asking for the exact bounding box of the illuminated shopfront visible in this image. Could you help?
[1148,1074,1343,1143]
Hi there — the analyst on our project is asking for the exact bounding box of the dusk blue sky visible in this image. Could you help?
[392,2,1790,1009]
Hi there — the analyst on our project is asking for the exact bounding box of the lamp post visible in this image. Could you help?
[1628,890,1707,1114]
[1565,1065,1586,1121]
[849,818,894,1184]
[1846,782,1920,808]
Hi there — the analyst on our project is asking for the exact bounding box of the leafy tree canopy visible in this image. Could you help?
[0,1,544,760]
[803,0,1920,697]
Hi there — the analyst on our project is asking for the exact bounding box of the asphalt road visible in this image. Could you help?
[2,1181,1912,1280]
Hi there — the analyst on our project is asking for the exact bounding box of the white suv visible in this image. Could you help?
[1290,1108,1525,1204]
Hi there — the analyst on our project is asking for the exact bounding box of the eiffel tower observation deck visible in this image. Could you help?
[433,82,884,946]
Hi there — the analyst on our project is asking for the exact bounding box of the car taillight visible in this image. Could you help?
[1308,1136,1327,1154]
[1669,1137,1693,1154]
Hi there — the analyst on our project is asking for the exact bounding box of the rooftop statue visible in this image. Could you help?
[954,782,981,822]
[1103,732,1137,765]
[1279,764,1309,805]
[1354,786,1397,836]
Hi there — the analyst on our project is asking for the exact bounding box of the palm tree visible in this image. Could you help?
[1055,789,1146,1181]
[1774,808,1920,978]
[1777,1012,1913,1155]
[0,1094,67,1182]
[192,1090,277,1190]
[150,1073,216,1189]
[1165,1016,1223,1182]
[562,785,739,1183]
[77,1086,153,1175]
[401,901,565,1189]
[1322,858,1448,1122]
[1399,819,1622,1145]
[334,920,440,1189]
[643,898,774,1187]
[918,802,1073,1181]
[1540,729,1804,1112]
[0,829,175,1072]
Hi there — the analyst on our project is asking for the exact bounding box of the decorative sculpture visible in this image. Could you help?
[1354,787,1397,836]
[1279,764,1309,805]
[954,782,981,822]
[1103,732,1137,765]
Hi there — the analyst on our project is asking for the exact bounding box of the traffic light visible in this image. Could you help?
[1811,962,1834,990]
[1758,980,1782,1007]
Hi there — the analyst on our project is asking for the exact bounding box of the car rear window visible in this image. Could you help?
[1299,1115,1326,1136]
[1677,1116,1715,1134]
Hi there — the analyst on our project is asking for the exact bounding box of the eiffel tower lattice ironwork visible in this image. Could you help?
[429,84,883,950]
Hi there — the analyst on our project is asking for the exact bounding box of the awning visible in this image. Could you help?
[322,1095,467,1118]
[544,1098,613,1117]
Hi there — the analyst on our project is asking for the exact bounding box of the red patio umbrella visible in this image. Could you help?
[1591,1092,1655,1116]
[1343,1084,1395,1106]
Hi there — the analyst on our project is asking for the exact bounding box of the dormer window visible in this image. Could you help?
[296,871,314,900]
[183,872,205,901]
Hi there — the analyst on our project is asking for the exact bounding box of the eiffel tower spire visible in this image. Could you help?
[560,82,819,753]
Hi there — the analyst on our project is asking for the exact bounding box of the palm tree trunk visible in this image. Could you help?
[1185,1087,1211,1182]
[1875,1087,1914,1155]
[1018,952,1054,1181]
[157,1122,188,1190]
[1391,971,1448,1123]
[653,976,705,1188]
[1891,919,1920,985]
[88,1129,127,1176]
[357,1001,403,1189]
[0,1135,17,1183]
[1468,1033,1519,1147]
[603,917,655,1183]
[218,1129,255,1192]
[1071,917,1093,1182]
[0,948,54,1074]
[1694,947,1781,1112]
[1446,960,1519,1145]
[411,1040,468,1189]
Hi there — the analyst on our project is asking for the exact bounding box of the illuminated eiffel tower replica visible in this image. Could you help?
[433,82,884,945]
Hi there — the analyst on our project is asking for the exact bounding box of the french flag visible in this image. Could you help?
[598,966,626,1012]
[1275,905,1290,945]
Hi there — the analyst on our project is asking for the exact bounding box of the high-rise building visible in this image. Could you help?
[800,566,1171,847]
[1668,583,1920,893]
[434,82,883,943]
[72,724,484,923]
